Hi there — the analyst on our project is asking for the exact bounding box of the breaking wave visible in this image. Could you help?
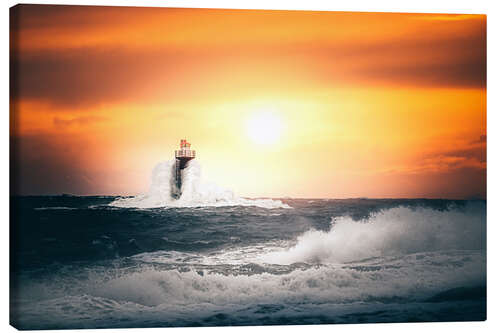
[263,203,486,264]
[14,249,485,329]
[110,159,290,209]
[82,253,484,306]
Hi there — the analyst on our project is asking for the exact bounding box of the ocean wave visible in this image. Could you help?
[262,202,486,264]
[109,159,290,209]
[13,250,485,325]
[93,256,482,306]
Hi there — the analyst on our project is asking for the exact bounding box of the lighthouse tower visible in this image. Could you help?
[174,139,196,195]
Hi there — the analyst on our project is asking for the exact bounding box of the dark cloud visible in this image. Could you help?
[381,142,486,199]
[10,47,183,108]
[314,29,486,88]
[10,5,486,108]
[476,134,487,144]
[10,44,250,109]
[359,58,485,89]
[10,36,486,109]
[414,137,487,170]
[10,134,97,195]
[411,167,486,199]
[10,4,188,30]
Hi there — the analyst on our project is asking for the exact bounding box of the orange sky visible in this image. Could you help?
[10,5,486,198]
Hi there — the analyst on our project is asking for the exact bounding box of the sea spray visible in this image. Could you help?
[110,159,290,209]
[262,203,486,264]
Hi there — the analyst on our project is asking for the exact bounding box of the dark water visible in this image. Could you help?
[10,196,486,329]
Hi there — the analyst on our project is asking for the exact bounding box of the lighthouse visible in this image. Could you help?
[174,139,196,195]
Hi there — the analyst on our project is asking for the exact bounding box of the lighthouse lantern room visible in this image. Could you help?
[174,139,196,196]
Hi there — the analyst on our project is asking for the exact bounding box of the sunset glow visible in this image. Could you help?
[10,5,486,199]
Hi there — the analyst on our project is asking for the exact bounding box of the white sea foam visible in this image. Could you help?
[91,253,484,307]
[262,203,486,264]
[14,249,485,329]
[109,159,290,209]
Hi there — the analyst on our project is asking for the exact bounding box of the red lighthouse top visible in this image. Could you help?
[180,139,191,149]
[176,139,195,159]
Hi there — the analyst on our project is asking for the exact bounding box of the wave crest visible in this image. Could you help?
[262,203,486,264]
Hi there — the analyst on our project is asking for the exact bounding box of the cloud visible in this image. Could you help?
[10,134,97,195]
[383,135,486,176]
[10,6,486,109]
[374,135,486,199]
[475,134,487,144]
[312,30,486,88]
[53,115,108,128]
[404,166,485,199]
[357,57,485,89]
[10,35,486,109]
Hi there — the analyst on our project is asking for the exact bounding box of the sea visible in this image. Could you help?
[10,160,486,329]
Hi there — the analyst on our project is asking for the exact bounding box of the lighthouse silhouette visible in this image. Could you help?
[174,139,196,196]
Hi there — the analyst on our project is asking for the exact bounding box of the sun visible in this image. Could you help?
[246,110,283,145]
